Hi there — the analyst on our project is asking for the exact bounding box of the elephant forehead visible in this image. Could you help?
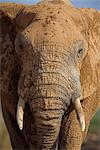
[21,21,82,51]
[19,2,82,47]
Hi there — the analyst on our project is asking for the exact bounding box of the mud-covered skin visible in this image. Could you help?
[0,0,100,150]
[0,10,30,149]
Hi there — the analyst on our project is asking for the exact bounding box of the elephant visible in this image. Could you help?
[0,0,100,149]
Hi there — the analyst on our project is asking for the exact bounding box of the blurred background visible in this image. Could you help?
[0,0,100,150]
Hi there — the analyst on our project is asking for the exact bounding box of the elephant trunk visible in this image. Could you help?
[31,98,63,149]
[30,69,68,149]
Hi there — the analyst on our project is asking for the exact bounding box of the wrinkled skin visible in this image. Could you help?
[0,0,100,150]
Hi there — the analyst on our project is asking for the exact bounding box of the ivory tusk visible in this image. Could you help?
[16,97,25,130]
[74,97,85,132]
[55,140,58,150]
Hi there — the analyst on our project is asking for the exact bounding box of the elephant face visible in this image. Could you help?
[15,17,87,101]
[14,2,87,149]
[0,1,100,150]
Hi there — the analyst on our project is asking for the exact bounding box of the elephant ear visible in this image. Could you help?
[0,3,37,94]
[0,3,37,147]
[0,3,26,95]
[80,8,100,99]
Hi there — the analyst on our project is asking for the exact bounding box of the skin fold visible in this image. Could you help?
[0,0,100,150]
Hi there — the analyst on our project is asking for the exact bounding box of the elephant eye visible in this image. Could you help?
[77,48,84,58]
[78,48,83,54]
[19,44,24,50]
[15,42,24,57]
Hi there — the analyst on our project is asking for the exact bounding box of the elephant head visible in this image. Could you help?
[15,0,87,148]
[0,0,100,149]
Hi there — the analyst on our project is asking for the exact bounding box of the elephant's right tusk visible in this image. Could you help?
[16,97,25,130]
[74,97,85,132]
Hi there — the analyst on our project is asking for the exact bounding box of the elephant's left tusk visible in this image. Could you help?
[74,98,85,132]
[55,140,58,150]
[17,97,25,130]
